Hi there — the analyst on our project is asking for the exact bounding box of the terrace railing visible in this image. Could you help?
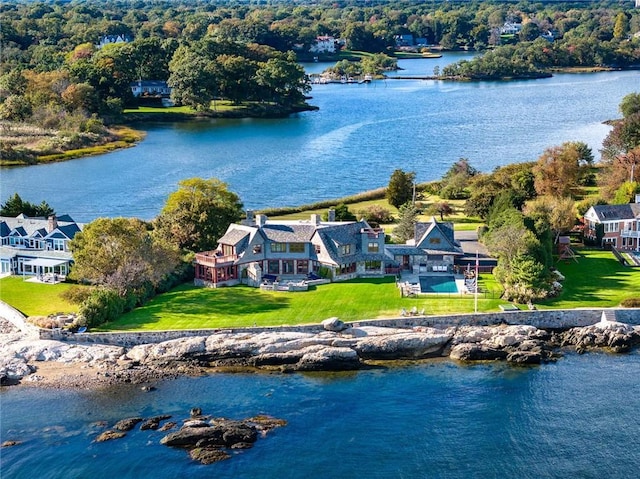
[194,252,238,267]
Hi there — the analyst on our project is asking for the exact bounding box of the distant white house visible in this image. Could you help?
[500,22,522,35]
[97,34,131,49]
[130,80,171,98]
[309,36,336,54]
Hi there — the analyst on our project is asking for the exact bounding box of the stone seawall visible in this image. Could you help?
[0,301,38,337]
[38,308,640,347]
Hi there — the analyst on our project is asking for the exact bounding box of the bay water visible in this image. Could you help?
[2,55,640,477]
[2,352,639,478]
[1,55,638,221]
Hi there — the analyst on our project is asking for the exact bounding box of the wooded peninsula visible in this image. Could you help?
[2,0,640,165]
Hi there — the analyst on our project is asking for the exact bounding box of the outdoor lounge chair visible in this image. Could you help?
[400,308,408,316]
[76,326,87,334]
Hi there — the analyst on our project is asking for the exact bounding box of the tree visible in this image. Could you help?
[439,158,477,199]
[155,177,244,253]
[0,193,54,217]
[356,204,394,226]
[392,202,418,244]
[429,201,453,221]
[524,196,577,243]
[613,12,629,40]
[70,217,180,294]
[386,169,415,209]
[532,142,591,197]
[620,93,640,119]
[324,203,356,221]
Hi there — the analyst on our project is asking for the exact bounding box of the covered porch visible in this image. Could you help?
[22,258,69,283]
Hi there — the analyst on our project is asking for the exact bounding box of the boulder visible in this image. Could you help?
[354,332,451,360]
[449,343,508,361]
[321,317,347,332]
[140,415,172,431]
[506,351,542,365]
[296,346,360,371]
[114,417,143,432]
[189,447,230,465]
[160,422,257,448]
[95,430,126,442]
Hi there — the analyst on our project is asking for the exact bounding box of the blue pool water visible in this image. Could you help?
[419,275,459,293]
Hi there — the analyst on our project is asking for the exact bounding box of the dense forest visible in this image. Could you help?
[1,0,640,164]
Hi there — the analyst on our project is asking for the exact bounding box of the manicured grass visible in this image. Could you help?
[539,248,640,309]
[102,276,504,331]
[0,277,80,316]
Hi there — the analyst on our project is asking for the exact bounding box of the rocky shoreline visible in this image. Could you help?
[1,317,639,389]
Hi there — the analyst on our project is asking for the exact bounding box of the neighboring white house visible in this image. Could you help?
[97,34,131,49]
[0,214,84,279]
[130,80,171,98]
[309,36,336,54]
[500,22,522,35]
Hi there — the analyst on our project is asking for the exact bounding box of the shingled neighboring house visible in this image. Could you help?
[583,195,640,250]
[194,211,388,288]
[385,217,464,274]
[0,214,84,279]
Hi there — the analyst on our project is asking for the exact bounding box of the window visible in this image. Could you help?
[53,239,65,251]
[271,242,286,253]
[296,260,308,274]
[282,260,294,274]
[367,242,379,253]
[314,244,321,254]
[338,263,356,275]
[339,244,352,255]
[252,245,262,254]
[604,222,619,233]
[429,237,441,245]
[365,260,381,271]
[289,243,305,253]
[268,260,280,274]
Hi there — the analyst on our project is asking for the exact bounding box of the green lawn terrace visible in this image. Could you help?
[102,276,504,331]
[1,248,638,330]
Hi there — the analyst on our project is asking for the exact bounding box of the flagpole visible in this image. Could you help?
[474,250,479,313]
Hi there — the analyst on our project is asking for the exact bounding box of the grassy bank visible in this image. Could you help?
[0,277,79,316]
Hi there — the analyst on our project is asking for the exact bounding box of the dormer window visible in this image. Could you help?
[340,244,352,255]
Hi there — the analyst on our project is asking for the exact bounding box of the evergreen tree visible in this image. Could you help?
[392,202,418,244]
[386,169,415,209]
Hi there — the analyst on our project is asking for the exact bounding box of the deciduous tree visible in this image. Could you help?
[70,217,180,294]
[155,177,244,253]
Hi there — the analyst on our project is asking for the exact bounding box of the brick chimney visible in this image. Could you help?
[328,209,336,222]
[47,215,58,233]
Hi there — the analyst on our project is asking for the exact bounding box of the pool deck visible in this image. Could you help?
[398,272,469,296]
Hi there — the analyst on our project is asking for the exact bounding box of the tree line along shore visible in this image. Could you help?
[2,0,640,165]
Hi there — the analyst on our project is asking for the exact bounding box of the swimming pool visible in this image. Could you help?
[419,275,459,293]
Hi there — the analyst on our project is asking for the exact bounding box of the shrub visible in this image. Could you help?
[79,288,127,327]
[621,298,640,308]
[60,285,95,304]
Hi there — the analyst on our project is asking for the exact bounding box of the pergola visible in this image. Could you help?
[22,258,69,281]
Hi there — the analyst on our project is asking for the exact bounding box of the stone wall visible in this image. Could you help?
[0,300,39,337]
[40,308,640,347]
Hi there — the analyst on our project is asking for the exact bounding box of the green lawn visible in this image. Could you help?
[0,277,79,316]
[539,248,640,309]
[102,276,504,331]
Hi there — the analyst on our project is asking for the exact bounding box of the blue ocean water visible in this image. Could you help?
[2,352,639,478]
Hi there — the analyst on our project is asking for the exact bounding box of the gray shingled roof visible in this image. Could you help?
[316,221,386,266]
[261,224,317,242]
[218,228,252,246]
[0,215,84,239]
[592,204,637,221]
